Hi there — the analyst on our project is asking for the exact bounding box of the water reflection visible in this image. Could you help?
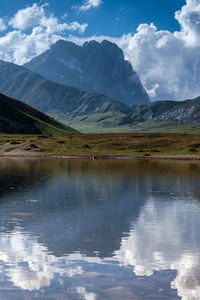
[0,158,200,299]
[116,197,200,299]
[0,230,84,290]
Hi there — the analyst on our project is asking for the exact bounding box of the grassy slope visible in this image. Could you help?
[0,93,77,135]
[50,114,200,134]
[1,133,200,157]
[129,120,200,134]
[49,111,131,133]
[49,97,200,134]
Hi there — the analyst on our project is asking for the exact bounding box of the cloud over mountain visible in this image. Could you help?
[0,3,88,64]
[117,0,200,100]
[0,1,200,100]
[70,0,200,101]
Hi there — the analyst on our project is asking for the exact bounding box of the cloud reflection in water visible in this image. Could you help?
[115,196,200,299]
[0,195,200,300]
[0,159,200,299]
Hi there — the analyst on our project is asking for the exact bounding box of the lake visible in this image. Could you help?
[0,158,199,299]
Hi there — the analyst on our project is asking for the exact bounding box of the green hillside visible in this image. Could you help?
[0,93,77,135]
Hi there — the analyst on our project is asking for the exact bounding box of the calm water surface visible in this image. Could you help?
[0,158,200,299]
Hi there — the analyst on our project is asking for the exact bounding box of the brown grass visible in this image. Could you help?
[0,133,200,157]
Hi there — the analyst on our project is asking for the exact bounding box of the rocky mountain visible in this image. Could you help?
[0,60,130,117]
[24,39,150,106]
[129,97,200,124]
[1,59,200,134]
[0,92,76,134]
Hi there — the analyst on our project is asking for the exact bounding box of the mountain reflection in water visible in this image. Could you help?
[0,158,199,299]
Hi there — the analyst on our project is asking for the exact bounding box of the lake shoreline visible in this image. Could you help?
[1,133,200,160]
[1,151,200,162]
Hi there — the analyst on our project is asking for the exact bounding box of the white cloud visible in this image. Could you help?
[8,3,87,34]
[79,0,102,12]
[116,0,200,100]
[9,3,46,30]
[0,18,7,32]
[39,15,87,34]
[0,3,87,65]
[69,0,200,101]
[0,0,200,100]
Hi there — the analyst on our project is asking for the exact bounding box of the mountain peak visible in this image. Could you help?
[24,39,150,106]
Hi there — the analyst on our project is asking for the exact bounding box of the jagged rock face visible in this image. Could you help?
[24,40,150,106]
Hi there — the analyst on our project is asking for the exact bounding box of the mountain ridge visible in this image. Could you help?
[129,97,200,124]
[0,59,130,116]
[58,96,200,133]
[24,39,150,106]
[1,58,200,133]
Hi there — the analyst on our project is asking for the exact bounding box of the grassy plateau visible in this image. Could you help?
[0,132,200,158]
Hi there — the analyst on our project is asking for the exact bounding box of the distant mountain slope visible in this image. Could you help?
[129,97,200,124]
[0,60,129,118]
[1,59,200,134]
[0,93,76,134]
[24,39,150,106]
[60,97,200,133]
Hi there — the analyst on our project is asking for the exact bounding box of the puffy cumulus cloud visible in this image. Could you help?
[69,0,200,101]
[8,3,87,34]
[175,0,200,45]
[9,3,47,30]
[0,18,7,32]
[1,0,200,100]
[117,0,200,100]
[0,3,88,65]
[79,0,102,12]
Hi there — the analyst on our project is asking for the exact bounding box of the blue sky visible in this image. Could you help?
[0,0,200,101]
[0,0,185,37]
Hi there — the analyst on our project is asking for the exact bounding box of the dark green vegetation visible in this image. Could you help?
[0,133,200,157]
[0,93,76,134]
